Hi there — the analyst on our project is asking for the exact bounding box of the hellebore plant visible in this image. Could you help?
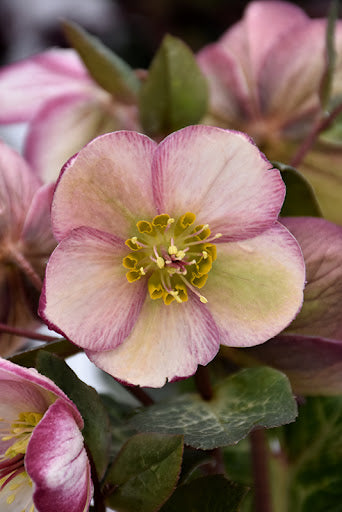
[40,125,305,387]
[0,358,92,512]
[0,49,140,183]
[0,141,56,357]
[197,0,342,224]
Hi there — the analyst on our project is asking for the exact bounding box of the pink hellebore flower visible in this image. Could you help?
[197,1,342,224]
[0,358,92,512]
[0,49,140,183]
[0,141,56,357]
[40,125,305,387]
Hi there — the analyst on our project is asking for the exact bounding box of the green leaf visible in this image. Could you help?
[273,161,323,217]
[320,0,339,109]
[281,396,342,512]
[9,338,81,368]
[130,367,297,450]
[36,351,111,479]
[104,433,183,512]
[139,34,208,136]
[160,475,248,512]
[62,20,140,103]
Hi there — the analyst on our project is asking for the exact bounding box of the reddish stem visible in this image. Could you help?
[0,322,60,342]
[250,428,273,512]
[194,365,213,401]
[124,386,154,406]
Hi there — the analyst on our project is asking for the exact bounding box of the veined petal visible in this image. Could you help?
[152,125,285,241]
[24,93,125,183]
[0,141,40,240]
[52,131,157,241]
[232,334,342,395]
[205,222,305,347]
[282,217,342,340]
[87,295,220,388]
[40,226,146,351]
[258,21,327,122]
[26,399,92,512]
[0,49,93,122]
[21,183,56,257]
[0,359,83,429]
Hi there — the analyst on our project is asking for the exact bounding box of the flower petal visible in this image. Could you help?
[0,141,40,240]
[204,222,305,347]
[52,131,157,241]
[230,334,342,395]
[21,183,56,256]
[26,398,92,512]
[0,49,93,122]
[0,358,83,428]
[282,217,342,340]
[24,93,131,183]
[152,125,285,241]
[40,226,146,351]
[87,294,220,387]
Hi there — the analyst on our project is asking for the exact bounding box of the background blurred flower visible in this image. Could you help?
[0,358,92,512]
[0,49,140,183]
[197,0,342,224]
[40,125,305,387]
[0,141,56,356]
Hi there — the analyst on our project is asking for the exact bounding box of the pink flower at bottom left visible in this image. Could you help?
[0,358,92,512]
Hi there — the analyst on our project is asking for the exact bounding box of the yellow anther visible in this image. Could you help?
[139,267,145,276]
[156,256,165,269]
[168,245,178,255]
[202,251,208,259]
[214,233,223,239]
[170,291,183,303]
[176,250,186,259]
[7,494,15,504]
[167,218,175,225]
[200,295,208,304]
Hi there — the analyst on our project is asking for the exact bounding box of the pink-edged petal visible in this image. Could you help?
[197,44,253,124]
[22,183,56,255]
[26,398,92,512]
[282,217,342,340]
[40,226,146,351]
[0,358,83,428]
[52,131,157,241]
[24,92,124,183]
[230,334,342,396]
[87,294,220,387]
[258,20,327,122]
[204,222,305,347]
[225,1,309,80]
[0,49,93,122]
[152,125,285,241]
[0,141,40,239]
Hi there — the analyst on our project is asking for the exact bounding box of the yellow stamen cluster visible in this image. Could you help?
[123,212,219,305]
[2,412,43,459]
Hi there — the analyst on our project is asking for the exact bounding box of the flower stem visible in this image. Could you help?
[0,322,60,342]
[8,250,43,292]
[124,386,154,406]
[290,102,342,168]
[194,365,213,401]
[85,446,105,512]
[250,428,273,512]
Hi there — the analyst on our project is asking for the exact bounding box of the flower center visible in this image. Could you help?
[1,412,43,460]
[123,212,221,305]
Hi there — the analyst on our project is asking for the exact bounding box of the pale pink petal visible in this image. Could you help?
[282,217,342,340]
[40,226,146,351]
[204,222,305,347]
[25,93,121,183]
[234,334,342,395]
[0,141,40,240]
[52,131,157,241]
[22,183,56,255]
[0,49,93,122]
[87,294,220,387]
[0,359,83,428]
[152,125,285,241]
[0,472,34,512]
[197,44,253,124]
[26,399,92,512]
[228,1,309,79]
[258,21,327,122]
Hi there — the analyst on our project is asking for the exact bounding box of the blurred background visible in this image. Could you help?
[0,0,334,68]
